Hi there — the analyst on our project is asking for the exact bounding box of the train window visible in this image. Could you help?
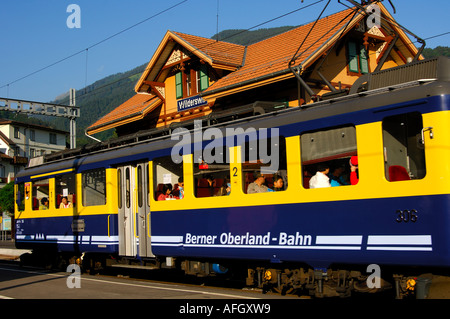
[125,168,131,208]
[82,168,106,206]
[137,165,143,208]
[117,169,122,209]
[193,148,230,198]
[146,164,150,207]
[300,126,358,189]
[153,155,183,201]
[16,183,25,212]
[55,173,76,209]
[382,112,426,181]
[32,178,50,210]
[242,136,287,194]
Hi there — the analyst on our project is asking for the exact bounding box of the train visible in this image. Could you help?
[14,56,450,298]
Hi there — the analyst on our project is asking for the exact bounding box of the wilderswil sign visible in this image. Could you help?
[177,95,208,112]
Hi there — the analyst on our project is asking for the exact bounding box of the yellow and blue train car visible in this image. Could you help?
[14,57,450,297]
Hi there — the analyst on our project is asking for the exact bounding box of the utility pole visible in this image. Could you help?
[69,88,77,149]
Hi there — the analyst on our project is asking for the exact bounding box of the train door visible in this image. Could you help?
[118,163,153,258]
[118,165,136,257]
[137,163,153,258]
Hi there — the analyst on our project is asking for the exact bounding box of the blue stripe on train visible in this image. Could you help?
[15,214,119,254]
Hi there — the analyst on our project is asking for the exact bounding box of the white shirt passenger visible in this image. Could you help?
[309,171,331,189]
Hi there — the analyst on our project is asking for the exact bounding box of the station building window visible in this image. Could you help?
[175,72,183,99]
[382,112,426,181]
[347,39,369,74]
[82,168,106,206]
[241,135,287,194]
[197,64,209,92]
[153,155,183,201]
[301,126,358,188]
[175,64,209,99]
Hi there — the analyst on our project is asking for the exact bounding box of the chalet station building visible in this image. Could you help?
[86,3,421,139]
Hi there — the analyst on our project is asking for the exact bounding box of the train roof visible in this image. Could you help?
[16,57,450,181]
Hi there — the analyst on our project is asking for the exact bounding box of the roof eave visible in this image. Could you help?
[86,97,162,135]
[377,3,421,59]
[135,31,216,94]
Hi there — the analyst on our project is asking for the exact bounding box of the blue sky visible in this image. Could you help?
[0,0,449,103]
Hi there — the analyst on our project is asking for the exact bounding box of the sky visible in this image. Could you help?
[0,0,449,104]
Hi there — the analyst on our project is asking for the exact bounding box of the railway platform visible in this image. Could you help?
[0,240,30,260]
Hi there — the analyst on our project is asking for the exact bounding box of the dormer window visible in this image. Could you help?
[175,72,183,99]
[347,40,369,74]
[175,64,209,99]
[197,64,209,92]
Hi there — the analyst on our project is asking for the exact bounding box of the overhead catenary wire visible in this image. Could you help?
[57,0,328,105]
[0,0,188,91]
[58,16,449,109]
[2,1,448,108]
[1,0,323,105]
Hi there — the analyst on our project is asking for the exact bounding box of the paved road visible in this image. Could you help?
[0,262,289,300]
[0,261,299,317]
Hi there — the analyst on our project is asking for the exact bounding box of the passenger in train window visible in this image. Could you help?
[247,173,269,193]
[215,180,231,196]
[178,177,184,199]
[39,197,49,210]
[205,175,215,197]
[271,174,284,191]
[309,164,331,189]
[157,184,175,201]
[153,155,183,200]
[59,196,73,208]
[55,174,76,209]
[329,165,349,187]
[349,156,359,185]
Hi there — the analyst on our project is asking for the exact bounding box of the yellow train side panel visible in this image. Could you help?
[150,111,450,212]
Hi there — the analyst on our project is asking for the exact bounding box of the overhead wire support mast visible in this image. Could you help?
[0,94,80,149]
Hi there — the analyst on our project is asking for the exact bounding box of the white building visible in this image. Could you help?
[0,119,68,184]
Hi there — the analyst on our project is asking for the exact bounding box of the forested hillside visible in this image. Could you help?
[2,26,447,147]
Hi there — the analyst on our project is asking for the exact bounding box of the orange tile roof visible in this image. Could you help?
[86,93,161,134]
[96,4,426,135]
[202,8,358,96]
[171,31,246,68]
[92,9,360,135]
[135,30,247,94]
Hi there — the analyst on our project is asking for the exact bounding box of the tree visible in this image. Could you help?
[0,182,15,216]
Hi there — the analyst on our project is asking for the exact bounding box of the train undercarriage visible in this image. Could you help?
[19,248,445,299]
